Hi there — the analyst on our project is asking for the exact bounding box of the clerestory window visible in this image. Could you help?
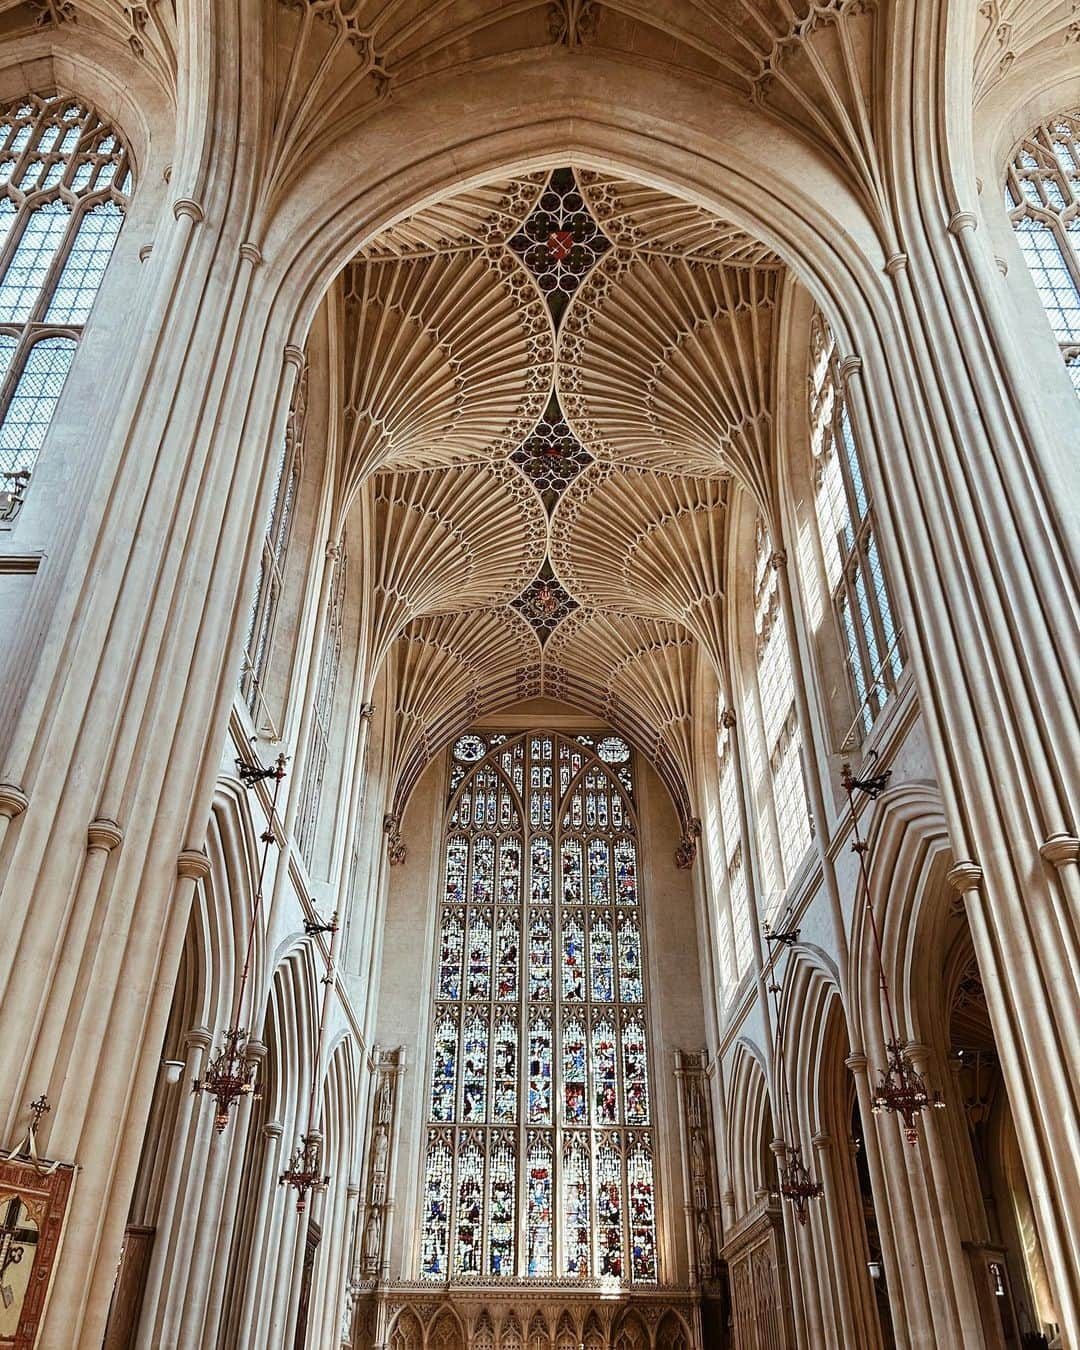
[1005,110,1080,394]
[296,545,347,868]
[808,313,904,742]
[0,92,132,517]
[752,515,812,911]
[240,365,307,736]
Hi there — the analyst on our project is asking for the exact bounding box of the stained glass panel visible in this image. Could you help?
[461,1010,487,1122]
[528,1013,552,1124]
[563,1134,591,1277]
[622,1015,650,1125]
[614,838,637,904]
[589,911,615,1002]
[493,1014,517,1123]
[561,837,583,903]
[528,909,552,1000]
[466,908,493,1001]
[628,1141,657,1281]
[562,911,585,1001]
[530,836,552,903]
[592,1017,618,1126]
[526,1134,554,1277]
[596,1134,624,1277]
[454,1135,484,1275]
[587,837,611,903]
[422,1132,453,1277]
[495,910,519,1001]
[487,1135,515,1276]
[430,1011,457,1122]
[563,1016,587,1124]
[438,908,464,1000]
[617,913,643,1003]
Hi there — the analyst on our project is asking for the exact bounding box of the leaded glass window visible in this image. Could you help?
[753,516,812,913]
[240,365,307,734]
[1005,111,1080,392]
[717,717,750,978]
[0,93,131,513]
[809,313,904,740]
[421,731,659,1284]
[296,546,347,867]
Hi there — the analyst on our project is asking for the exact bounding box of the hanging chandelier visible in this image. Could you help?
[279,1133,327,1214]
[842,757,945,1144]
[279,911,339,1212]
[765,970,824,1225]
[870,1041,944,1144]
[778,1142,824,1225]
[193,752,287,1132]
[193,1026,259,1133]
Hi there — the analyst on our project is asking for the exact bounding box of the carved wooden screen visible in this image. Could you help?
[420,731,658,1286]
[726,1206,792,1350]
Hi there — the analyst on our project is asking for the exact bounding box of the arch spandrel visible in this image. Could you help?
[253,64,886,341]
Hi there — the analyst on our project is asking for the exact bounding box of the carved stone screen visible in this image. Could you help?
[420,731,658,1285]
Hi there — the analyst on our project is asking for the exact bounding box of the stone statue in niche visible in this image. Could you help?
[378,1075,392,1123]
[691,1128,706,1181]
[687,1078,702,1127]
[373,1125,389,1176]
[696,1211,714,1276]
[362,1209,382,1270]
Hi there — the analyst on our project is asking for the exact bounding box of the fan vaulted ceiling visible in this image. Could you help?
[354,168,785,836]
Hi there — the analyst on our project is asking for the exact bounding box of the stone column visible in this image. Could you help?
[0,17,303,1330]
[831,57,1080,1318]
[846,1052,916,1350]
[234,1119,285,1347]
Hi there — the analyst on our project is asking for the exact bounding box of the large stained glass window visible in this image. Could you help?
[420,731,659,1284]
[1005,110,1080,394]
[809,312,904,741]
[0,92,132,517]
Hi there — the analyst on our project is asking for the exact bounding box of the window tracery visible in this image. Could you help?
[241,365,307,734]
[297,546,347,867]
[808,313,903,741]
[752,517,811,909]
[421,731,658,1285]
[717,718,750,979]
[1005,110,1080,392]
[0,92,131,515]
